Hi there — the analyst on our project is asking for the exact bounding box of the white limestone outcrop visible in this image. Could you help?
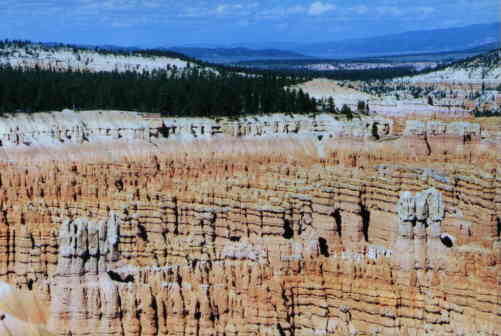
[0,110,394,148]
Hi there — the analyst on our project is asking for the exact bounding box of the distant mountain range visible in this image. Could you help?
[349,42,501,63]
[296,22,500,57]
[168,22,500,61]
[460,41,500,54]
[34,22,501,64]
[167,47,309,63]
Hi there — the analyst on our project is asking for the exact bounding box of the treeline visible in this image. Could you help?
[473,107,501,118]
[318,67,418,81]
[0,65,318,117]
[229,65,419,81]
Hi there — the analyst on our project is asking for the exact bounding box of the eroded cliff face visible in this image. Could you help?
[0,113,499,336]
[0,110,393,149]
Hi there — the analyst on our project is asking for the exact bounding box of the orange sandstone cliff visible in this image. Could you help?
[0,111,499,335]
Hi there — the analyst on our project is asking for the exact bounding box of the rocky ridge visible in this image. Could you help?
[396,49,501,85]
[0,44,189,73]
[0,110,490,151]
[291,79,472,117]
[0,110,394,149]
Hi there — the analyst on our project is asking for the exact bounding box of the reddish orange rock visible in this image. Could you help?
[0,114,498,335]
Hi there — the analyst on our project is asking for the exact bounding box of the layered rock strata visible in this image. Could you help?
[0,110,393,148]
[3,110,499,160]
[0,132,498,335]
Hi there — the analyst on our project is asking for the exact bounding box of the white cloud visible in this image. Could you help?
[308,1,336,16]
[213,2,258,16]
[254,5,306,21]
[111,21,135,28]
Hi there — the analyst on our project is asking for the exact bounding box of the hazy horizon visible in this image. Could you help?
[0,0,499,48]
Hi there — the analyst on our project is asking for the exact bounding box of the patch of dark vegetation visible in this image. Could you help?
[114,179,124,192]
[107,270,134,283]
[233,58,420,80]
[371,122,380,140]
[0,63,317,117]
[473,107,501,118]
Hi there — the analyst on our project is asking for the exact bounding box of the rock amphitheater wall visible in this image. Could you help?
[0,111,499,335]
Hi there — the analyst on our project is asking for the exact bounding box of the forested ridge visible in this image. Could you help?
[0,65,318,117]
[0,39,195,62]
[228,64,419,81]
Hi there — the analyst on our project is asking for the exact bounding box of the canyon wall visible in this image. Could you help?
[0,111,499,335]
[0,110,393,149]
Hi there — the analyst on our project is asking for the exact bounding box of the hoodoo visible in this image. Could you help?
[0,110,497,335]
[0,29,500,335]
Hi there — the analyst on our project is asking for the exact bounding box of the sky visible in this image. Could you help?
[0,0,499,48]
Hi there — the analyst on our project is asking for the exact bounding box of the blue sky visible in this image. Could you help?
[0,0,499,47]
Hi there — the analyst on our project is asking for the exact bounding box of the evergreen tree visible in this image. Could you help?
[340,104,353,120]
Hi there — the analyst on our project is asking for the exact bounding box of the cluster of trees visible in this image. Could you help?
[473,107,501,117]
[359,81,447,102]
[234,65,418,81]
[313,67,418,81]
[0,65,319,117]
[236,58,430,81]
[317,97,369,120]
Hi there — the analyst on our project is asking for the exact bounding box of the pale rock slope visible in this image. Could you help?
[0,44,189,73]
[0,110,158,148]
[397,49,501,85]
[290,78,469,117]
[0,110,393,151]
[290,78,377,105]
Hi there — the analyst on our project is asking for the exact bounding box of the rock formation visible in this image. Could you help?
[394,188,446,283]
[0,43,190,73]
[0,111,498,335]
[0,280,54,335]
[0,110,394,150]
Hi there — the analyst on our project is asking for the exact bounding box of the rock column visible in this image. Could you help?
[394,188,445,285]
[395,191,416,273]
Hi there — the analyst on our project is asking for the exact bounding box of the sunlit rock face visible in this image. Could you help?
[0,110,394,149]
[0,111,499,335]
